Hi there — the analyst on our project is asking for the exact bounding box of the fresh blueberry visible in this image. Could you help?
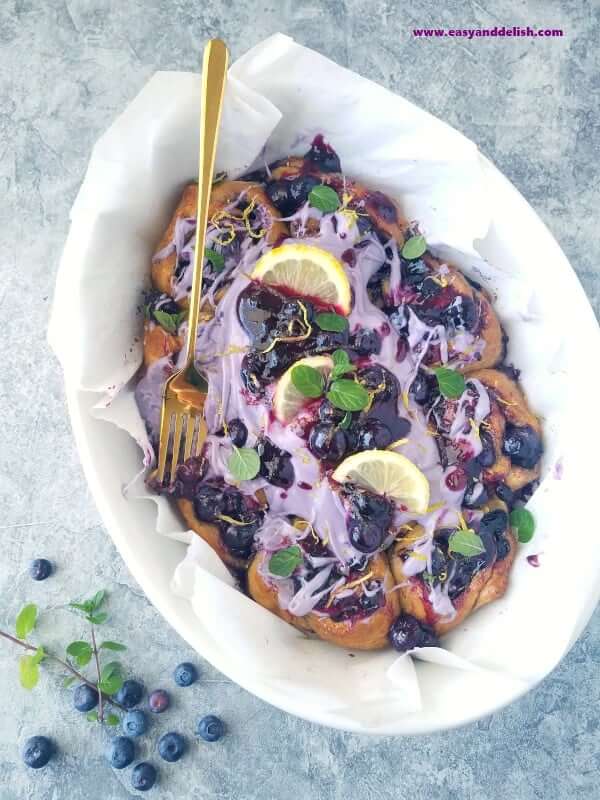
[389,614,439,652]
[173,662,198,687]
[157,732,186,763]
[29,558,52,581]
[115,679,144,709]
[122,710,147,737]
[73,684,99,712]
[227,418,248,447]
[352,328,382,356]
[220,512,262,559]
[106,736,135,769]
[22,736,54,769]
[502,424,543,469]
[402,258,429,287]
[318,400,346,424]
[193,484,222,523]
[148,690,170,714]
[348,488,393,526]
[197,715,225,742]
[356,419,393,450]
[131,762,157,792]
[308,423,347,462]
[348,517,384,553]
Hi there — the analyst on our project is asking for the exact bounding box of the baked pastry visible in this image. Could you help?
[135,136,543,653]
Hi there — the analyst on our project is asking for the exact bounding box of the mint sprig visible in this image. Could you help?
[315,312,348,333]
[331,349,355,379]
[291,365,325,398]
[401,234,427,260]
[326,379,370,412]
[432,367,466,399]
[153,309,187,335]
[228,446,260,482]
[510,507,535,543]
[308,185,340,213]
[448,529,485,557]
[268,545,303,578]
[205,247,225,272]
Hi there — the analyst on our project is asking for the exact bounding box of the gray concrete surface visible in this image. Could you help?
[1,1,599,798]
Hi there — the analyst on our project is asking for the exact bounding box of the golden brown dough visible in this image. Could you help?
[143,322,182,367]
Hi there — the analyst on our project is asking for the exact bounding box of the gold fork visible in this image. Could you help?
[157,39,229,484]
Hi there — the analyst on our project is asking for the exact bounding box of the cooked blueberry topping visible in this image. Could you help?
[193,484,223,522]
[442,295,478,332]
[266,175,321,216]
[107,736,135,769]
[356,418,393,450]
[388,306,408,335]
[227,418,248,447]
[173,662,198,687]
[318,400,347,424]
[502,424,543,469]
[389,614,439,652]
[29,558,52,581]
[409,370,436,405]
[479,509,508,537]
[366,191,397,223]
[402,258,429,288]
[145,291,181,321]
[462,478,489,508]
[311,328,349,353]
[357,365,398,401]
[347,516,385,552]
[257,438,295,488]
[344,486,393,553]
[220,515,262,559]
[22,736,54,769]
[304,134,341,172]
[308,423,348,462]
[352,328,382,356]
[496,534,512,560]
[476,431,496,468]
[495,482,516,508]
[172,457,207,500]
[73,683,99,712]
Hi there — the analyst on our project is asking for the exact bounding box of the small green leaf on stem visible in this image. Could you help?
[15,604,38,640]
[19,655,40,690]
[99,641,127,652]
[268,545,303,578]
[291,364,325,398]
[326,379,370,411]
[315,312,348,333]
[448,529,485,557]
[88,612,108,625]
[66,641,93,667]
[227,447,261,482]
[106,713,120,727]
[308,185,340,213]
[153,309,187,335]
[86,710,99,722]
[401,234,427,260]
[331,349,355,379]
[432,367,466,400]
[205,248,225,273]
[510,507,535,543]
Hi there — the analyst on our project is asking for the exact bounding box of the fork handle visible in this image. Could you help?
[184,39,229,367]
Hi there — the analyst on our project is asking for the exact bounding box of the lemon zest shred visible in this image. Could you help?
[401,390,410,410]
[407,551,427,561]
[426,501,445,514]
[457,511,468,530]
[469,418,481,440]
[216,514,253,527]
[387,438,408,450]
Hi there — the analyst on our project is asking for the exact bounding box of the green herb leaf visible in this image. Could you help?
[19,655,39,690]
[88,612,108,626]
[433,367,466,399]
[66,641,93,667]
[91,591,106,610]
[315,312,348,333]
[448,529,486,557]
[205,247,225,273]
[99,675,124,696]
[331,349,355,379]
[15,604,37,640]
[268,545,303,578]
[99,641,127,652]
[227,447,261,481]
[63,676,76,688]
[510,507,535,543]
[86,710,99,722]
[153,309,186,335]
[106,713,120,727]
[291,364,325,399]
[327,379,370,412]
[308,184,340,213]
[401,234,427,260]
[338,411,352,430]
[31,646,45,665]
[100,661,122,681]
[69,602,92,614]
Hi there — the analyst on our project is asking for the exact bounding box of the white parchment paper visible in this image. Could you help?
[49,34,596,730]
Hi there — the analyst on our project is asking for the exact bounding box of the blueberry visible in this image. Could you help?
[409,370,436,405]
[318,400,346,424]
[402,258,428,287]
[237,285,283,349]
[173,662,198,687]
[131,762,157,792]
[29,558,52,581]
[122,710,147,737]
[22,736,54,769]
[495,482,516,508]
[502,424,543,469]
[311,329,349,353]
[148,689,169,714]
[107,736,135,769]
[289,175,321,208]
[352,328,382,356]
[357,365,398,401]
[308,423,347,462]
[443,295,478,332]
[193,484,222,523]
[348,517,384,553]
[73,684,99,712]
[172,457,207,499]
[348,488,394,526]
[419,276,442,300]
[304,135,341,172]
[197,714,225,742]
[257,438,295,488]
[158,732,186,763]
[462,479,488,509]
[145,291,181,322]
[479,509,508,537]
[115,679,144,709]
[366,191,398,224]
[357,419,393,450]
[476,431,496,468]
[220,513,262,559]
[496,534,512,560]
[389,614,439,652]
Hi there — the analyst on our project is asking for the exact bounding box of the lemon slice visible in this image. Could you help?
[332,450,430,513]
[273,355,333,423]
[251,243,351,315]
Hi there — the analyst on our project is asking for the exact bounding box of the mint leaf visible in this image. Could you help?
[99,641,127,652]
[31,646,45,665]
[90,591,106,611]
[315,312,348,333]
[401,234,427,260]
[99,676,124,696]
[448,529,485,557]
[291,364,325,399]
[227,447,260,481]
[205,247,225,272]
[15,604,37,640]
[338,411,352,430]
[69,602,92,614]
[510,507,535,543]
[101,661,122,681]
[327,379,370,411]
[308,184,340,213]
[19,655,39,690]
[331,349,355,379]
[89,612,108,625]
[106,713,120,727]
[268,545,303,578]
[66,641,93,667]
[86,710,99,722]
[432,367,466,399]
[153,309,186,335]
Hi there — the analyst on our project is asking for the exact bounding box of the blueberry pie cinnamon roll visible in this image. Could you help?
[136,135,543,652]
